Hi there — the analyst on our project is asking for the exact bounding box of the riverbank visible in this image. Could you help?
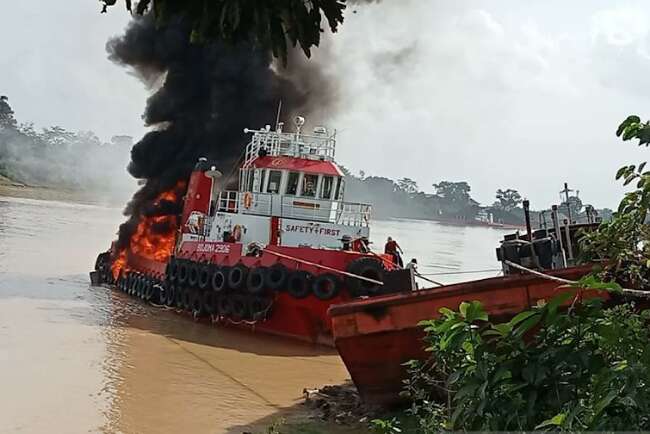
[0,174,127,206]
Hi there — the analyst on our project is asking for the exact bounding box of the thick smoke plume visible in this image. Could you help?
[107,16,335,250]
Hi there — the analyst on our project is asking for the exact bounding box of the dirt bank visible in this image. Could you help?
[0,174,124,205]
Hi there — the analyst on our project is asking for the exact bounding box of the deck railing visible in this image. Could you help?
[243,128,336,167]
[215,190,371,227]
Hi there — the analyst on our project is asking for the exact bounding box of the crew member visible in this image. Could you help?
[341,235,352,251]
[351,236,370,253]
[384,236,404,267]
[405,258,418,272]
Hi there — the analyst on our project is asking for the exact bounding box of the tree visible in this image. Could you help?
[580,115,649,289]
[0,95,16,130]
[397,177,419,195]
[495,188,522,211]
[100,0,347,63]
[432,181,472,204]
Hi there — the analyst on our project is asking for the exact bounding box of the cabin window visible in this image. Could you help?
[301,174,318,197]
[259,169,267,193]
[320,176,334,199]
[267,170,282,194]
[335,177,345,200]
[286,172,300,195]
[247,169,255,192]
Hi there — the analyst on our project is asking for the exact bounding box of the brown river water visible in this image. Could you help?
[0,196,509,433]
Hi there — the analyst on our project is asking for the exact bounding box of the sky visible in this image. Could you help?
[1,1,649,209]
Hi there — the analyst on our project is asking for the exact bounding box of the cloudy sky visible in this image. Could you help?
[2,1,649,208]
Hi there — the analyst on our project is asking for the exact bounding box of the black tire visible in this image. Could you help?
[126,274,133,294]
[228,264,248,291]
[129,274,137,296]
[246,267,267,295]
[266,263,288,291]
[145,279,155,301]
[159,282,168,304]
[175,286,185,308]
[190,290,205,317]
[197,264,211,290]
[346,257,384,296]
[231,295,249,320]
[287,271,313,299]
[168,259,179,282]
[216,296,233,317]
[137,276,145,299]
[312,273,342,301]
[202,290,216,315]
[165,285,177,307]
[211,267,227,293]
[249,296,272,320]
[182,287,192,310]
[177,260,189,285]
[187,262,199,287]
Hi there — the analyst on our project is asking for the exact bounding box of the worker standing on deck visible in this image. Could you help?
[384,236,404,267]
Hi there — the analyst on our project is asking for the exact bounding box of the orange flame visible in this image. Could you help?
[111,182,185,279]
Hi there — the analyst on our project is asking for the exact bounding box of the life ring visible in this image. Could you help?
[312,273,342,301]
[232,224,242,242]
[243,192,253,209]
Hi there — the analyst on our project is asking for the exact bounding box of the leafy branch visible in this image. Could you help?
[100,0,347,64]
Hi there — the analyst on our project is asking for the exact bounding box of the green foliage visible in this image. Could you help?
[100,0,347,64]
[495,188,522,211]
[403,296,650,432]
[369,417,402,434]
[580,115,649,289]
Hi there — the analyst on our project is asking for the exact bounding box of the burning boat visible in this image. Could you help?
[91,117,412,344]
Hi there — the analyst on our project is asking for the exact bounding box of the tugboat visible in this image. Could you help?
[91,116,412,345]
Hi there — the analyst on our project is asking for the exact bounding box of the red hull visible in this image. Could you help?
[328,265,604,406]
[117,244,394,345]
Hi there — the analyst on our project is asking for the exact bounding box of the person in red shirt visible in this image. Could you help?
[384,236,404,267]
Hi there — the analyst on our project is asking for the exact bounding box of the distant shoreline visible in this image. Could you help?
[0,175,120,206]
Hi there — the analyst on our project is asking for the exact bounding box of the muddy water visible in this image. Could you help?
[0,197,509,433]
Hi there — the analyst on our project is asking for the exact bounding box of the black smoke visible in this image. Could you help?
[107,15,335,249]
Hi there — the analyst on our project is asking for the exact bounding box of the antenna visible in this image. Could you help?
[275,100,282,131]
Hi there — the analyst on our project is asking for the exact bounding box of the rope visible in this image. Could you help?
[414,271,444,287]
[263,249,384,286]
[504,260,650,299]
[418,268,501,276]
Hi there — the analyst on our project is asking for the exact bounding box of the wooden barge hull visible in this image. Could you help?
[328,265,600,406]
